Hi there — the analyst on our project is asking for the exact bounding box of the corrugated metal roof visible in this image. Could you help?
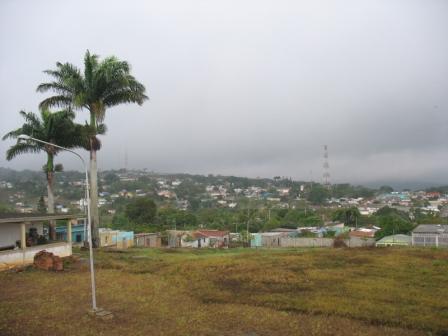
[413,224,448,234]
[195,230,229,238]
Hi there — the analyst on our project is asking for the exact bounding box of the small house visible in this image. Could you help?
[376,234,411,247]
[193,230,230,248]
[261,232,288,247]
[0,213,82,269]
[134,233,162,248]
[99,228,134,249]
[166,230,229,248]
[250,233,262,248]
[412,224,448,248]
[56,222,87,245]
[349,228,377,238]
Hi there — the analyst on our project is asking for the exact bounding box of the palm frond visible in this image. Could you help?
[2,128,23,141]
[5,142,41,160]
[103,88,148,107]
[84,50,99,91]
[39,95,73,110]
[37,82,74,95]
[96,123,107,135]
[37,51,148,136]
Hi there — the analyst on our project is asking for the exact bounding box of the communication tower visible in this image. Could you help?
[323,145,331,189]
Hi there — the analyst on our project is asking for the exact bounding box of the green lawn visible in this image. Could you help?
[1,247,447,335]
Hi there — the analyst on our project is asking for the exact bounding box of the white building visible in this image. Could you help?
[0,214,82,269]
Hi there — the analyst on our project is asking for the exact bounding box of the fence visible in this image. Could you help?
[279,237,375,248]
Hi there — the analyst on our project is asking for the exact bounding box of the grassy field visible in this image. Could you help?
[1,247,448,336]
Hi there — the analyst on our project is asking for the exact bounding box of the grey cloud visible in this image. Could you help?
[1,0,448,186]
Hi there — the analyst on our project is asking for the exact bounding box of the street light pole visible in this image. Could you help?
[18,135,98,311]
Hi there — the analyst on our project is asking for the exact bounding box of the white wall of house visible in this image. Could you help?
[181,237,210,248]
[0,242,72,268]
[0,223,44,248]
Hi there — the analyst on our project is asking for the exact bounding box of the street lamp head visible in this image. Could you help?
[17,134,32,142]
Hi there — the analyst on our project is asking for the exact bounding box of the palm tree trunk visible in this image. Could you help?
[90,147,100,247]
[46,154,56,240]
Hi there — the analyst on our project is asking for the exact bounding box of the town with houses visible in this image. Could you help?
[1,168,447,264]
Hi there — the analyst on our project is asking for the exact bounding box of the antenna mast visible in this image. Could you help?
[323,145,331,190]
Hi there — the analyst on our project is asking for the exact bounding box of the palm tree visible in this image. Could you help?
[37,50,148,246]
[3,109,82,239]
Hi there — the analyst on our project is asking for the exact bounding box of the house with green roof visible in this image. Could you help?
[376,234,411,247]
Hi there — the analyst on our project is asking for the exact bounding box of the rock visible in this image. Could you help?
[52,256,63,271]
[33,250,64,271]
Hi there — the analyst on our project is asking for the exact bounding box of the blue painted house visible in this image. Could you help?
[250,233,262,248]
[98,228,134,248]
[56,223,86,244]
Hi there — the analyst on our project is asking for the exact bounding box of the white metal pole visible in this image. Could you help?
[18,135,97,311]
[85,167,97,311]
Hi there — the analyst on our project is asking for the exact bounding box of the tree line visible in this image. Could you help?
[105,196,424,239]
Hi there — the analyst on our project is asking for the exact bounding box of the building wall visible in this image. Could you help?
[116,231,134,249]
[56,224,86,244]
[263,235,283,248]
[99,230,134,248]
[412,233,448,247]
[280,237,334,248]
[0,242,72,269]
[250,233,262,247]
[134,234,161,247]
[166,230,189,248]
[181,237,210,248]
[99,230,118,247]
[279,237,375,248]
[0,223,44,248]
[347,237,376,247]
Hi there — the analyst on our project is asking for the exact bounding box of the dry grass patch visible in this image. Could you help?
[0,247,447,335]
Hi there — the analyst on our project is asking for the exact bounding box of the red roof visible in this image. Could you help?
[349,230,375,238]
[195,230,229,238]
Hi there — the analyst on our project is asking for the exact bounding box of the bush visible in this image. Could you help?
[333,236,347,248]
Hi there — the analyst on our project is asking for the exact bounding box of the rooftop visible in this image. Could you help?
[0,213,84,224]
[195,230,229,238]
[413,224,448,234]
[376,234,411,244]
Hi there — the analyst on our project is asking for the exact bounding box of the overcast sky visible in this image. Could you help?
[1,0,448,187]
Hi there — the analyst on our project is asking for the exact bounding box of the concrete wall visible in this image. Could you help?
[280,237,334,247]
[116,231,134,249]
[0,242,72,269]
[99,230,118,247]
[279,237,375,248]
[181,236,211,248]
[263,235,283,248]
[346,237,375,247]
[166,230,190,248]
[56,224,86,244]
[134,234,161,248]
[0,223,44,248]
[250,233,262,247]
[99,230,134,248]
